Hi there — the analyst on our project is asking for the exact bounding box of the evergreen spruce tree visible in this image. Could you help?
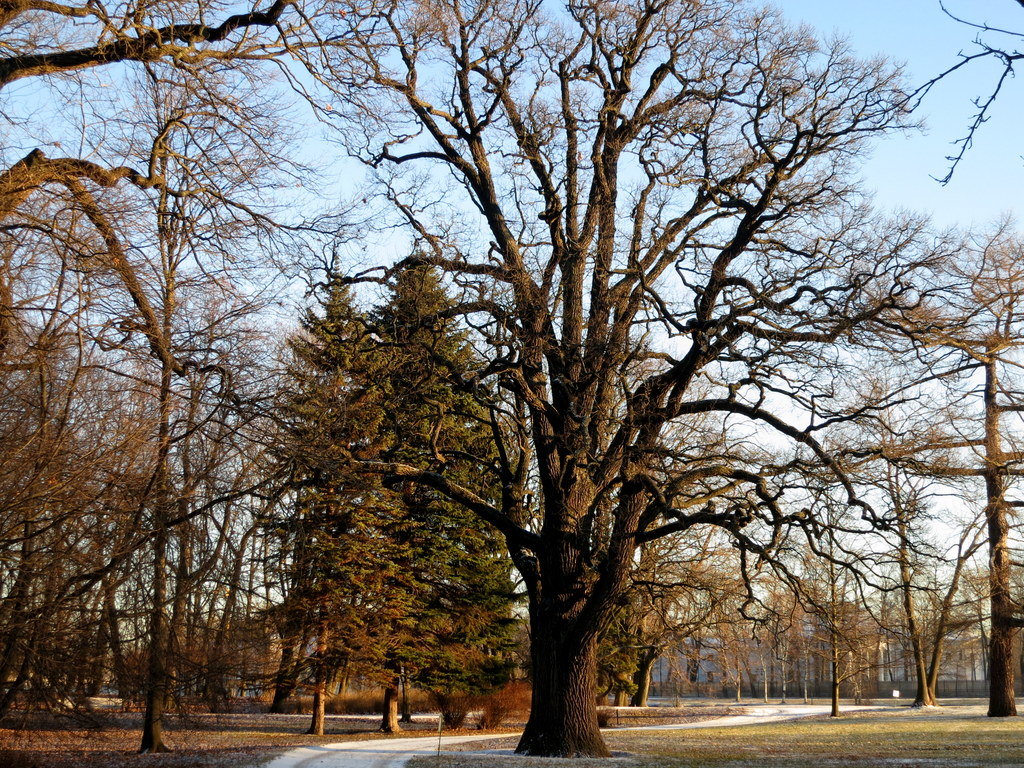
[275,267,516,734]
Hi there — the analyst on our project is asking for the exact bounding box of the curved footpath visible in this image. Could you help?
[264,704,884,768]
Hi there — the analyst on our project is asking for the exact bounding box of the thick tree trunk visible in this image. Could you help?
[380,683,400,733]
[988,534,1018,719]
[516,629,609,757]
[988,619,1016,717]
[983,357,1018,718]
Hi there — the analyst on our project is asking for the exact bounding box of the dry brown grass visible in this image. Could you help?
[0,710,455,768]
[411,705,1024,768]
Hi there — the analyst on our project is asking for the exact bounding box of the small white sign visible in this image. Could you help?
[892,690,900,698]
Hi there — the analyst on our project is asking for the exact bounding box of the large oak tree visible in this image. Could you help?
[302,0,942,756]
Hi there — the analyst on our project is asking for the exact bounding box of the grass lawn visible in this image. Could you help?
[411,706,1024,768]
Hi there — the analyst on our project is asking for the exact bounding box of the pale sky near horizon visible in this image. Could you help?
[775,0,1024,231]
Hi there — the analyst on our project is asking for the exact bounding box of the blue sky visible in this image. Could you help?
[777,0,1024,229]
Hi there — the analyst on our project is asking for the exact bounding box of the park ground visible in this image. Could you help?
[0,703,722,768]
[413,704,1024,768]
[2,701,1024,768]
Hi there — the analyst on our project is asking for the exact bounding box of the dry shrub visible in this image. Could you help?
[268,696,311,714]
[268,689,434,716]
[596,707,613,728]
[328,689,433,715]
[325,691,382,715]
[430,691,475,730]
[477,681,531,729]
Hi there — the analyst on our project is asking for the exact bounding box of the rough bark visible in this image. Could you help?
[380,684,400,733]
[307,624,330,736]
[984,356,1019,717]
[517,629,609,757]
[307,684,326,737]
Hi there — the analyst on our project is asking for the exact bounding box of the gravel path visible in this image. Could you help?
[263,733,508,768]
[262,704,884,768]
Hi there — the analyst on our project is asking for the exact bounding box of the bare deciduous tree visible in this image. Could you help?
[302,0,941,755]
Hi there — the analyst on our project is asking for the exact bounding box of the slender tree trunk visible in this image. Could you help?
[0,527,34,720]
[896,517,935,707]
[762,658,769,703]
[830,633,841,718]
[780,659,788,704]
[307,624,330,736]
[308,684,326,737]
[803,657,809,704]
[270,641,299,714]
[101,577,130,702]
[400,670,412,723]
[205,528,253,710]
[983,356,1018,717]
[168,524,192,696]
[141,367,173,752]
[0,624,35,720]
[380,683,400,733]
[140,208,176,753]
[925,536,974,707]
[630,650,656,707]
[140,523,171,753]
[926,650,943,706]
[910,639,933,707]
